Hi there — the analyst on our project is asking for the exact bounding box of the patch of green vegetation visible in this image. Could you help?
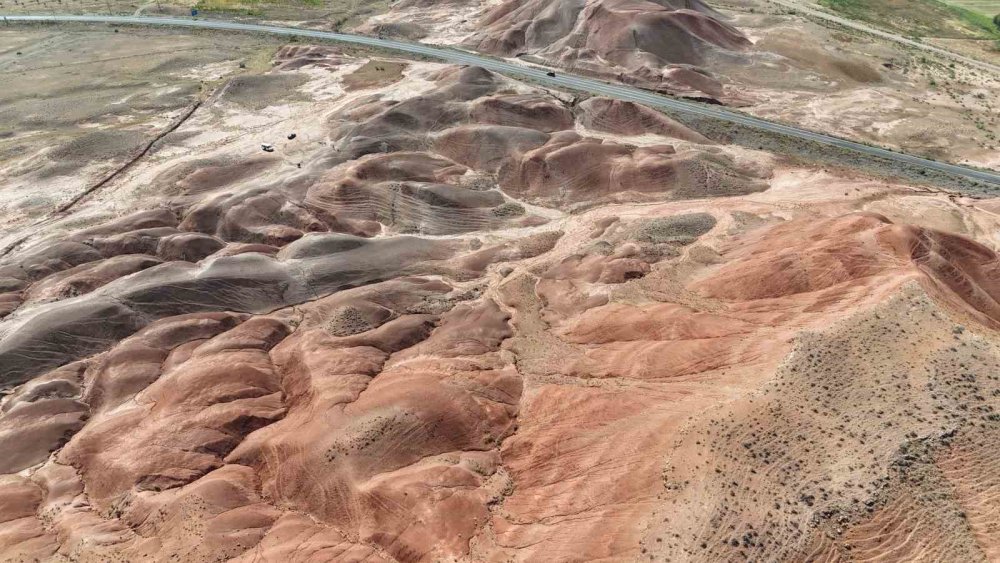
[192,0,388,25]
[193,0,258,13]
[943,0,1000,18]
[819,0,1000,39]
[949,4,1000,33]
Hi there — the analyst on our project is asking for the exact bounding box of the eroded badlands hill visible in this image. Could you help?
[362,0,752,98]
[360,0,1000,168]
[1,28,999,563]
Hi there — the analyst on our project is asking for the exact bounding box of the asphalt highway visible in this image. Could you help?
[4,14,1000,187]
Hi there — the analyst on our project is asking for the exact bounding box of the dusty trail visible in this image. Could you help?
[56,100,204,214]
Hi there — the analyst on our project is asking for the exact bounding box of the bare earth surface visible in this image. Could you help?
[1,11,1000,563]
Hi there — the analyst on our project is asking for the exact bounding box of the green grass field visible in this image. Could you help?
[943,0,1000,18]
[820,0,1000,39]
[0,0,387,27]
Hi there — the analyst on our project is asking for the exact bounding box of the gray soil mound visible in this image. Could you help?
[48,130,147,163]
[278,233,370,260]
[633,212,716,244]
[221,74,309,110]
[370,22,429,40]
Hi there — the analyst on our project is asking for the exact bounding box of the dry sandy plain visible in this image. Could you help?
[1,2,1000,562]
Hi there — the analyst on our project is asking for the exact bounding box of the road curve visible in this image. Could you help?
[4,14,1000,187]
[766,0,1000,75]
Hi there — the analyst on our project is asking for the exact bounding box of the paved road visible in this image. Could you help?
[766,0,1000,75]
[4,14,1000,187]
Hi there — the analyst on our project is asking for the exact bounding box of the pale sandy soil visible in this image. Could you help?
[719,7,1000,170]
[361,0,507,44]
